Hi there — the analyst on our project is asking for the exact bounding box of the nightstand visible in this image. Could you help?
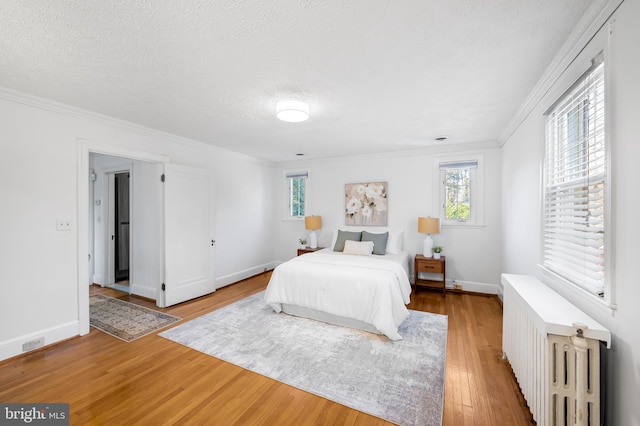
[297,247,325,256]
[414,255,446,297]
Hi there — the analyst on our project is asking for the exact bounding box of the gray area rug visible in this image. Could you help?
[90,294,181,342]
[160,291,448,425]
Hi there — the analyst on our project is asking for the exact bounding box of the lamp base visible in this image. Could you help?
[423,235,434,257]
[309,231,318,249]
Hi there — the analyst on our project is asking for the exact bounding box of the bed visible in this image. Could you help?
[264,230,412,340]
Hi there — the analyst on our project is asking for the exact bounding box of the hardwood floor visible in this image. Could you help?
[0,274,534,425]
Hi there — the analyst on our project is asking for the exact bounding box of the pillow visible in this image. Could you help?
[343,240,374,256]
[361,231,389,255]
[333,230,362,252]
[386,230,404,254]
[331,229,340,249]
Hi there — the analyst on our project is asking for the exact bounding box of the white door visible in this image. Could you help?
[163,164,215,306]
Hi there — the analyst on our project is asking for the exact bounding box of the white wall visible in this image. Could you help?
[0,92,275,360]
[501,1,640,424]
[273,146,503,293]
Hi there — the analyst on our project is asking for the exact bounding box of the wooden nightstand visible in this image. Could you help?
[414,254,446,297]
[297,247,325,256]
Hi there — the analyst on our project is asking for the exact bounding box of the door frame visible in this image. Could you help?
[77,139,168,336]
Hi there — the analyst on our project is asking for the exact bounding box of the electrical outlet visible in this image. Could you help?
[453,282,463,291]
[56,219,72,231]
[22,337,44,352]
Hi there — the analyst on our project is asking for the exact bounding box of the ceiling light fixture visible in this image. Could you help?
[276,100,309,122]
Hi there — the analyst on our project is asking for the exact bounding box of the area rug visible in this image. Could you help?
[160,291,448,425]
[90,294,181,342]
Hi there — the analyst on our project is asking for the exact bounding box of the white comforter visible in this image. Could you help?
[264,249,412,340]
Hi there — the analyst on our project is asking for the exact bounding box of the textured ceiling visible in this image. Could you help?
[0,0,593,162]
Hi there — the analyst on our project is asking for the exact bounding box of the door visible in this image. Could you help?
[163,164,216,306]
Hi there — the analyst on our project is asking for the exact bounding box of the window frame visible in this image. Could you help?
[538,44,615,315]
[283,169,310,221]
[434,154,485,228]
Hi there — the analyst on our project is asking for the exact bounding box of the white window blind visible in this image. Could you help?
[543,55,606,296]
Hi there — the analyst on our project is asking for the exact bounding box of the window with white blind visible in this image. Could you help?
[543,53,607,298]
[284,170,308,219]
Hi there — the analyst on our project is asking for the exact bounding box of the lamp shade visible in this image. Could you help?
[305,216,322,230]
[276,100,309,122]
[418,217,439,234]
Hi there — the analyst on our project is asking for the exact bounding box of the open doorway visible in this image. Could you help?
[78,141,215,337]
[90,153,162,299]
[99,164,133,294]
[112,171,130,289]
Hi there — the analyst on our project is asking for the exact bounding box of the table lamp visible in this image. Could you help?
[418,217,440,257]
[305,216,322,249]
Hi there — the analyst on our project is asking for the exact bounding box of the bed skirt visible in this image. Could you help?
[281,303,382,335]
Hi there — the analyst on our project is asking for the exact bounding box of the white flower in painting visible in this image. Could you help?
[356,184,366,195]
[374,198,387,213]
[346,197,362,214]
[365,184,384,200]
[361,205,372,218]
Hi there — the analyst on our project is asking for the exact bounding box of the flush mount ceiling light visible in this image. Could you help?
[276,100,309,122]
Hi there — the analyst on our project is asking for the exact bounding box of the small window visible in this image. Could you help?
[436,157,482,227]
[285,170,308,219]
[543,54,607,298]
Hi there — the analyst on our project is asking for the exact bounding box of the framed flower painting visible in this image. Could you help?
[345,182,388,226]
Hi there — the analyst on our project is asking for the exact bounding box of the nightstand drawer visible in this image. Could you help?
[416,261,443,273]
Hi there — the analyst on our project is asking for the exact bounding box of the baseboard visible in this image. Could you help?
[216,261,277,289]
[0,321,79,362]
[445,279,499,295]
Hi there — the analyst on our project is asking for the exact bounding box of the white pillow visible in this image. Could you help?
[334,229,403,254]
[386,230,404,254]
[343,240,374,256]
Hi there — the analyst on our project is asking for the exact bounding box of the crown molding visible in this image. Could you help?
[272,140,500,169]
[0,86,270,166]
[498,0,624,146]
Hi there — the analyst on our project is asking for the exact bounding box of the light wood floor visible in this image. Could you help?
[0,273,534,425]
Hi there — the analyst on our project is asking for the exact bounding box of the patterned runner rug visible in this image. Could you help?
[90,294,181,342]
[160,291,448,425]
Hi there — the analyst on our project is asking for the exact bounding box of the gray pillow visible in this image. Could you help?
[361,231,389,255]
[333,230,362,252]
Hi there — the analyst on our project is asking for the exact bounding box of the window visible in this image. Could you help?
[543,54,606,298]
[285,170,308,219]
[436,156,483,227]
[441,161,476,222]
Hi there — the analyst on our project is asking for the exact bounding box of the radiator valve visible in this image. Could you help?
[572,322,588,338]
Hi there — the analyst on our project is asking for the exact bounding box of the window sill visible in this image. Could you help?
[537,265,616,318]
[441,222,485,229]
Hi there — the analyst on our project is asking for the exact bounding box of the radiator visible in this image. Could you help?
[501,274,610,426]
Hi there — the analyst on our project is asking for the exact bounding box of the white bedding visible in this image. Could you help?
[264,249,412,340]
